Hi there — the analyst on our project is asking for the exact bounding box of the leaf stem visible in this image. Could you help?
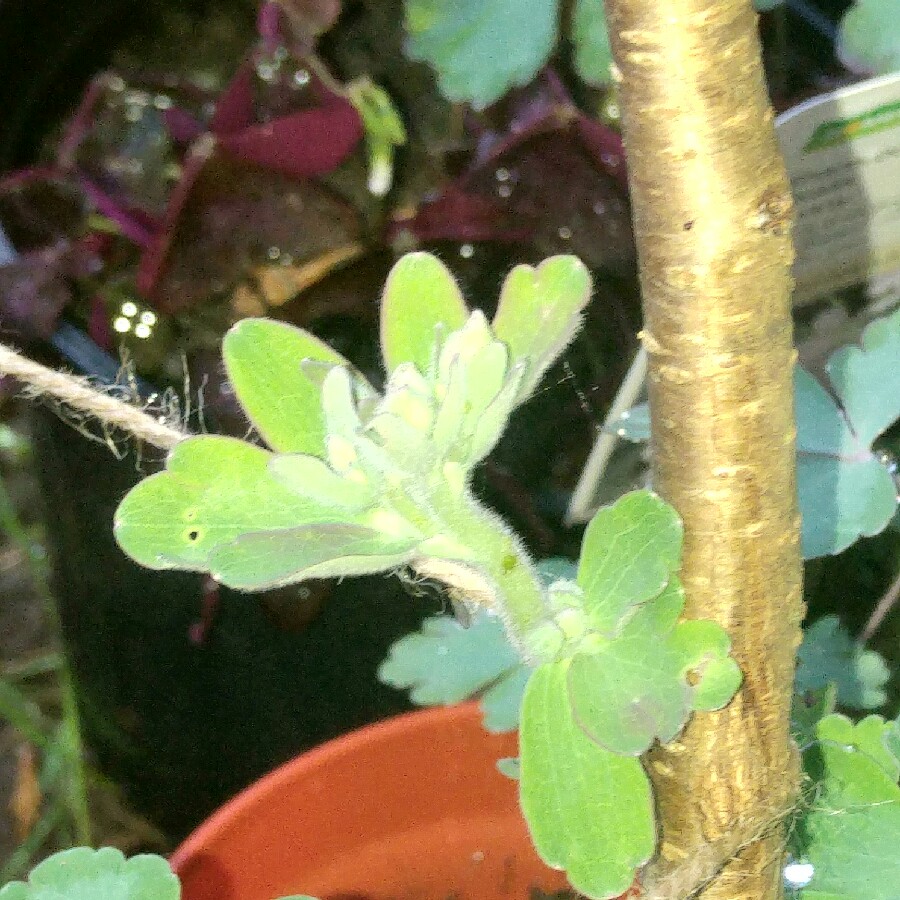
[858,564,900,645]
[565,345,648,525]
[411,484,551,656]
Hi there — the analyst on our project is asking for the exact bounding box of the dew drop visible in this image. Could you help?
[558,225,573,240]
[257,62,277,82]
[121,301,138,317]
[140,310,158,326]
[134,323,152,340]
[497,184,512,198]
[471,851,485,863]
[495,167,510,182]
[601,153,620,169]
[267,246,282,261]
[293,69,311,88]
[459,243,474,259]
[593,200,606,215]
[154,94,174,110]
[113,316,131,334]
[783,861,814,889]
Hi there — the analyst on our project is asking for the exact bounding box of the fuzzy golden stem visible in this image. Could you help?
[603,1,804,897]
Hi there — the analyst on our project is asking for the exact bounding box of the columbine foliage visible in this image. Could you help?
[794,713,900,898]
[795,616,890,711]
[607,307,900,559]
[0,848,179,900]
[838,0,900,76]
[113,251,741,898]
[0,846,311,900]
[401,0,794,108]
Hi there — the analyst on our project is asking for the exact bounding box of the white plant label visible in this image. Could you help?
[777,71,900,305]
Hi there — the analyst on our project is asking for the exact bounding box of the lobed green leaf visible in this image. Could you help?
[0,848,179,900]
[827,307,900,448]
[795,616,890,710]
[378,612,522,707]
[795,714,900,899]
[114,437,363,576]
[520,662,653,899]
[492,256,592,404]
[223,318,351,456]
[576,490,682,636]
[567,578,740,755]
[837,0,900,75]
[403,0,559,109]
[380,252,468,376]
[207,522,421,591]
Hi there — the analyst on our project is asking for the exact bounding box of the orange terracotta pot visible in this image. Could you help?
[171,703,570,900]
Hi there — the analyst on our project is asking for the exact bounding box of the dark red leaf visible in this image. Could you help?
[216,98,362,179]
[390,184,529,244]
[210,62,256,135]
[138,144,362,313]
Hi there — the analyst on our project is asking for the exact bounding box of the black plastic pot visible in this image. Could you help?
[31,407,428,837]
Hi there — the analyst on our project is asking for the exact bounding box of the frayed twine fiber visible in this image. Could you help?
[0,342,186,451]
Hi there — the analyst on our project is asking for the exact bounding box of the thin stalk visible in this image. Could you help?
[858,565,900,645]
[565,345,648,525]
[604,1,804,898]
[0,476,92,846]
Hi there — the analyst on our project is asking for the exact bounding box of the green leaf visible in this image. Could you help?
[208,522,421,590]
[0,848,179,900]
[827,307,900,447]
[797,455,897,559]
[380,253,468,376]
[223,318,351,456]
[571,0,613,86]
[378,612,522,706]
[492,256,592,403]
[795,714,900,899]
[480,665,530,732]
[838,0,900,75]
[520,662,653,899]
[566,578,740,755]
[576,490,683,636]
[114,437,355,574]
[792,684,838,749]
[795,616,890,710]
[794,365,898,559]
[404,0,559,109]
[268,453,376,510]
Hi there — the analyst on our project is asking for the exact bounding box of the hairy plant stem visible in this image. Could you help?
[604,1,804,897]
[404,478,550,655]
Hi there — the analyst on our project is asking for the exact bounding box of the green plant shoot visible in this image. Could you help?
[114,252,741,897]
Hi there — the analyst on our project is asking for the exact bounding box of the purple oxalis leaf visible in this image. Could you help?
[392,70,634,273]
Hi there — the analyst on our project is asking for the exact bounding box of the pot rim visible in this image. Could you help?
[169,700,486,872]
